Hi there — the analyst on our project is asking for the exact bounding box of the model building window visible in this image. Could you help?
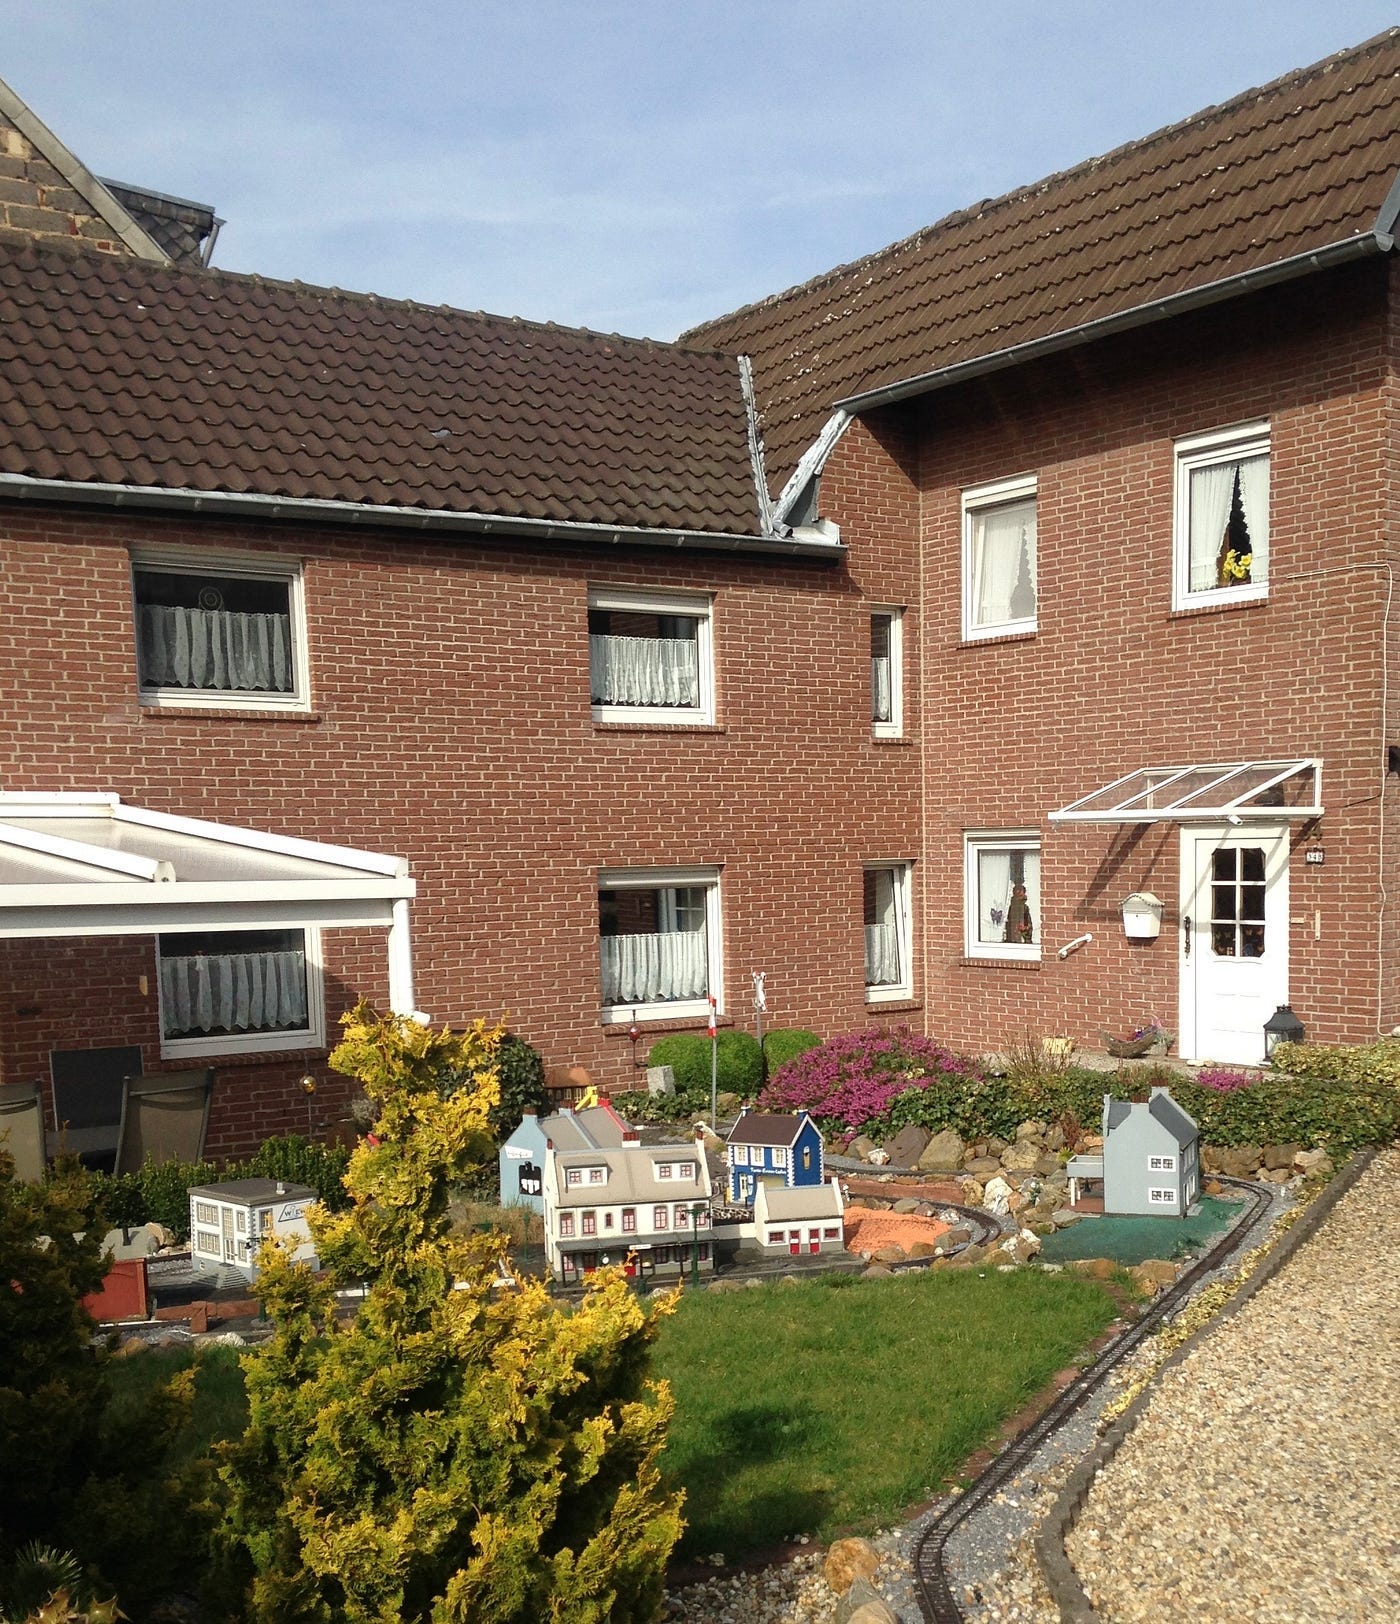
[870,609,903,736]
[588,588,713,723]
[598,866,722,1023]
[965,835,1041,960]
[621,1208,636,1233]
[1148,1187,1175,1205]
[864,862,913,1001]
[157,927,322,1056]
[963,476,1037,639]
[581,1211,597,1236]
[1174,423,1269,608]
[1149,1155,1177,1172]
[133,549,307,709]
[558,1213,575,1236]
[654,1206,669,1230]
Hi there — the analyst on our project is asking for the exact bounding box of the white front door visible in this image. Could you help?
[1179,823,1289,1064]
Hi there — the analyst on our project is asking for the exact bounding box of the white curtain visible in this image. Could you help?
[977,850,1013,943]
[140,605,292,692]
[1236,454,1268,583]
[600,930,707,1004]
[590,634,698,707]
[864,923,899,985]
[871,656,892,722]
[971,500,1036,627]
[161,950,308,1036]
[1187,462,1239,592]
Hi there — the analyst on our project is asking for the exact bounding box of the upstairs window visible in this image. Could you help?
[965,834,1041,961]
[963,476,1037,640]
[134,549,308,709]
[1174,423,1269,609]
[870,609,904,737]
[157,927,322,1057]
[864,862,913,1001]
[598,866,722,1024]
[588,588,713,724]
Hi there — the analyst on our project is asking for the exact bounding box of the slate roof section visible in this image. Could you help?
[102,180,222,267]
[552,1145,709,1209]
[685,29,1400,490]
[0,235,763,536]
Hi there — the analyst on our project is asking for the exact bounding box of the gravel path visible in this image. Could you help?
[1066,1145,1400,1622]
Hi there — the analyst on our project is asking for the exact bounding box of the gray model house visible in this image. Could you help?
[188,1177,318,1279]
[752,1179,846,1256]
[498,1100,636,1213]
[1066,1087,1200,1216]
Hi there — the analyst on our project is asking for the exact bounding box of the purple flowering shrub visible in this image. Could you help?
[1195,1067,1259,1093]
[759,1026,982,1133]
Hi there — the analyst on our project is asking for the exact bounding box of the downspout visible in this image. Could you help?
[387,897,416,1016]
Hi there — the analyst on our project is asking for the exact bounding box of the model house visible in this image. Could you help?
[187,1176,318,1279]
[1066,1088,1200,1216]
[498,1100,636,1214]
[752,1179,846,1256]
[542,1136,713,1285]
[725,1108,826,1203]
[4,34,1400,1156]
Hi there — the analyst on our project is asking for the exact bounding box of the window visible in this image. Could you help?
[1173,423,1269,609]
[802,1147,812,1172]
[133,547,308,709]
[1148,1188,1175,1205]
[603,1211,614,1230]
[865,863,913,1000]
[621,1208,636,1233]
[733,1145,748,1166]
[823,1226,840,1239]
[581,1211,597,1236]
[676,1161,697,1181]
[566,1168,582,1188]
[963,475,1037,639]
[588,588,713,724]
[1149,1155,1177,1172]
[654,1206,669,1230]
[870,609,903,737]
[587,1167,606,1184]
[558,1212,575,1236]
[598,866,722,1024]
[195,1202,217,1226]
[772,1148,788,1170]
[965,835,1041,960]
[157,927,322,1056]
[657,1162,673,1180]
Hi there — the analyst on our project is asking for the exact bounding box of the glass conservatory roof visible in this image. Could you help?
[1049,760,1322,824]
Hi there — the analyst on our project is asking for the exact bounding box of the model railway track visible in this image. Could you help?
[910,1176,1275,1623]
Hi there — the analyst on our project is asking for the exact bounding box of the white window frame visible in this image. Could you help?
[962,474,1038,641]
[1148,1187,1176,1205]
[964,833,1042,962]
[870,607,904,739]
[156,925,325,1059]
[598,864,723,1025]
[1172,422,1270,611]
[587,587,714,725]
[864,861,913,1003]
[132,543,310,711]
[1148,1155,1177,1172]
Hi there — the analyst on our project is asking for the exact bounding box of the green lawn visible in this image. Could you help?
[654,1268,1122,1559]
[107,1267,1122,1565]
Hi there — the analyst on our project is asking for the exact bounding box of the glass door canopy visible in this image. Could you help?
[1049,760,1321,824]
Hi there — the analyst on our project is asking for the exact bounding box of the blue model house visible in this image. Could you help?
[1066,1087,1200,1216]
[725,1108,824,1204]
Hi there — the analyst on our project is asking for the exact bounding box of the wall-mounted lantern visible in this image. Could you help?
[1120,892,1164,941]
[1264,1004,1305,1059]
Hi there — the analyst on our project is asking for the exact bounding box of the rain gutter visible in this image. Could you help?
[0,473,846,562]
[835,231,1395,415]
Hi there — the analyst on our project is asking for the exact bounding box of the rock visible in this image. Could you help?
[1201,1144,1224,1172]
[948,1242,989,1267]
[943,1226,973,1249]
[1045,1124,1066,1151]
[918,1128,966,1172]
[1081,1134,1103,1150]
[1129,1271,1161,1297]
[1204,1178,1225,1195]
[960,1180,984,1208]
[892,1197,922,1214]
[983,1176,1013,1216]
[147,1223,178,1249]
[873,1243,906,1264]
[883,1125,930,1167]
[1000,1230,1041,1264]
[906,1240,939,1259]
[964,1155,1003,1180]
[1295,1148,1334,1177]
[1050,1208,1082,1228]
[823,1537,881,1595]
[1136,1258,1179,1285]
[836,1576,898,1624]
[1034,1154,1063,1177]
[999,1139,1042,1172]
[920,1181,967,1204]
[986,1136,1009,1156]
[867,1149,890,1166]
[1015,1119,1048,1142]
[1264,1167,1291,1184]
[861,1262,893,1278]
[1218,1144,1263,1177]
[1069,1257,1117,1280]
[1263,1142,1298,1170]
[848,1136,877,1161]
[113,1337,149,1358]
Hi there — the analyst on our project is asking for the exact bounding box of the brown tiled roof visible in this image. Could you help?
[726,1111,804,1147]
[0,236,762,535]
[685,29,1400,490]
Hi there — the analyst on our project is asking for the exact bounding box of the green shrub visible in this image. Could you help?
[228,1135,352,1213]
[717,1030,763,1098]
[646,1034,710,1100]
[762,1028,822,1077]
[1270,1036,1400,1090]
[484,1030,551,1139]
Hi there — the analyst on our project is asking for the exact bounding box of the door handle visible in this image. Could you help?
[1183,914,1192,958]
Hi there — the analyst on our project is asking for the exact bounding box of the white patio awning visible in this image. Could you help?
[1048,760,1322,825]
[0,792,418,1009]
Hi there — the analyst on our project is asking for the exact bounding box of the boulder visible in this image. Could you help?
[1015,1119,1049,1143]
[999,1139,1042,1172]
[960,1180,984,1208]
[873,1244,906,1264]
[986,1136,1009,1157]
[1128,1270,1161,1297]
[1200,1144,1224,1173]
[905,1240,939,1259]
[942,1226,973,1249]
[982,1176,1013,1216]
[1000,1229,1042,1264]
[892,1197,922,1215]
[835,1577,897,1624]
[1217,1144,1263,1177]
[1050,1208,1081,1228]
[823,1538,881,1596]
[1204,1178,1225,1196]
[1068,1257,1117,1280]
[868,1149,890,1166]
[1295,1148,1333,1177]
[964,1155,1002,1180]
[950,1242,990,1267]
[861,1262,893,1278]
[884,1125,931,1167]
[1136,1258,1179,1286]
[1034,1154,1063,1177]
[918,1128,966,1172]
[1263,1142,1298,1170]
[848,1135,877,1162]
[1044,1124,1066,1152]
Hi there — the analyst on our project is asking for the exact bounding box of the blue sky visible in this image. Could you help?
[2,2,1397,338]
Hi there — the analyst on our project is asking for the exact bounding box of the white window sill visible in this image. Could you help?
[962,617,1037,643]
[1171,586,1268,614]
[600,999,715,1026]
[160,1026,321,1060]
[864,984,912,1004]
[141,689,311,713]
[591,705,712,727]
[963,948,1042,965]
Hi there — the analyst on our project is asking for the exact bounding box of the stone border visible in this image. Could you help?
[1034,1147,1380,1623]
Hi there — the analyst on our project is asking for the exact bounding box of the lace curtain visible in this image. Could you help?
[161,949,308,1036]
[1188,454,1268,591]
[976,849,1041,946]
[871,656,892,723]
[600,930,707,1005]
[139,605,293,692]
[971,499,1037,627]
[590,634,699,707]
[864,923,899,985]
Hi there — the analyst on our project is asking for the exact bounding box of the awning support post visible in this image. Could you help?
[387,898,416,1015]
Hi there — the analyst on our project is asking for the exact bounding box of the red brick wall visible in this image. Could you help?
[884,258,1394,1055]
[0,445,922,1149]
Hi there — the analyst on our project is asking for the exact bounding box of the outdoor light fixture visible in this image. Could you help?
[688,1202,707,1287]
[628,1011,645,1069]
[1264,1004,1305,1059]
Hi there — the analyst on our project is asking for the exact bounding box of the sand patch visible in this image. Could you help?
[843,1207,950,1256]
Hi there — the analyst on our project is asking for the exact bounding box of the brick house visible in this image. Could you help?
[3,34,1400,1154]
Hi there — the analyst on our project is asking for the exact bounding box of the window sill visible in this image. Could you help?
[603,1012,734,1036]
[871,735,914,747]
[177,1043,330,1068]
[140,706,322,724]
[592,721,727,735]
[1169,593,1268,620]
[863,998,922,1014]
[958,628,1037,650]
[957,956,1042,972]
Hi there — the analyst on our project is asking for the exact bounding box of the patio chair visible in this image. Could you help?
[0,1081,46,1182]
[114,1069,214,1176]
[50,1044,143,1170]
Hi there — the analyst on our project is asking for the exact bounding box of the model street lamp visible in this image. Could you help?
[688,1202,707,1287]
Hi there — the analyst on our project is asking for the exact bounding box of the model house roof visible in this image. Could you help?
[726,1109,812,1148]
[0,235,773,542]
[1104,1088,1198,1148]
[757,1183,843,1222]
[685,29,1400,490]
[539,1102,634,1151]
[552,1144,709,1208]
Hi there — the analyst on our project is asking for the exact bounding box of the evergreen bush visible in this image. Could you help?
[761,1028,822,1077]
[481,1031,551,1140]
[647,1030,762,1103]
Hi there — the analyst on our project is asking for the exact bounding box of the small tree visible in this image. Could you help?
[219,1003,683,1623]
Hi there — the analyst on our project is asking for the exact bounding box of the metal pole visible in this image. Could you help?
[708,995,718,1128]
[690,1206,701,1287]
